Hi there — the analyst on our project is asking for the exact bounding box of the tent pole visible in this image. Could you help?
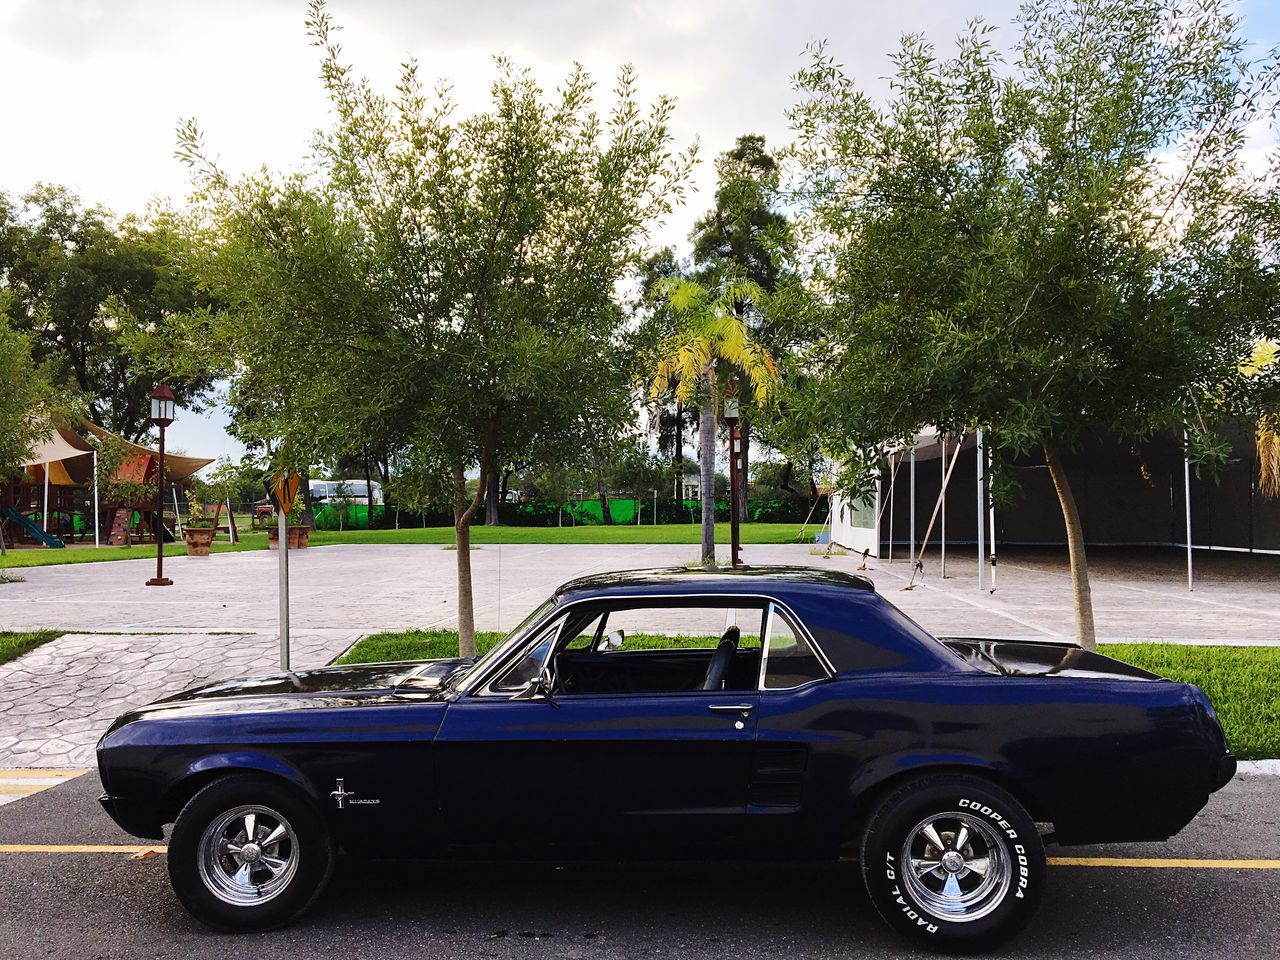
[976,429,986,592]
[173,487,183,538]
[887,454,895,562]
[940,435,947,578]
[42,462,50,538]
[909,448,916,563]
[93,450,100,548]
[988,481,997,593]
[1184,429,1193,592]
[227,495,237,543]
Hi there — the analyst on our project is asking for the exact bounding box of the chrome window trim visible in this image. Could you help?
[759,603,835,692]
[476,615,568,697]
[458,591,835,699]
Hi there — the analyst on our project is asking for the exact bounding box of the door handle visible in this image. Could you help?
[708,703,754,715]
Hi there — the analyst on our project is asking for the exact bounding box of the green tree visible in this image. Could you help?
[172,1,693,655]
[784,0,1280,648]
[0,185,215,440]
[689,135,794,515]
[652,277,779,561]
[0,306,59,553]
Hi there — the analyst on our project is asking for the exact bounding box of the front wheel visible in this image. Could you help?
[168,774,335,931]
[860,774,1045,953]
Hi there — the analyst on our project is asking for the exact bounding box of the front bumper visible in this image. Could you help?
[98,792,165,841]
[1213,753,1237,792]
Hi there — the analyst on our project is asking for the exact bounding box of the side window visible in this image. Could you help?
[489,618,562,692]
[595,605,764,651]
[763,607,828,689]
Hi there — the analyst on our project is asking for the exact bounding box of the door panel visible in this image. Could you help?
[435,692,759,858]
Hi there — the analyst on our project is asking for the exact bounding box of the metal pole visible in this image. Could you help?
[279,504,290,670]
[93,450,100,548]
[172,486,183,538]
[988,477,997,593]
[727,418,742,566]
[42,462,49,536]
[977,428,986,592]
[147,425,172,585]
[940,435,947,578]
[227,495,237,543]
[909,447,916,563]
[653,489,657,526]
[888,453,895,562]
[1184,429,1193,592]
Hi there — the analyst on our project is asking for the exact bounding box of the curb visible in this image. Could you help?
[1237,760,1280,777]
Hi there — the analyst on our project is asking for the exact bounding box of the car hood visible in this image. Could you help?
[941,638,1161,681]
[103,658,472,733]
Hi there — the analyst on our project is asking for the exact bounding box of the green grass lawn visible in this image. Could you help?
[0,631,63,666]
[0,540,260,569]
[335,632,1280,760]
[0,522,816,569]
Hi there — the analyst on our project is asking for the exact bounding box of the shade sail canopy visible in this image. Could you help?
[82,421,214,482]
[21,426,95,487]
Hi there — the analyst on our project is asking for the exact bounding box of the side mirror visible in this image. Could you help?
[602,629,625,650]
[534,665,556,701]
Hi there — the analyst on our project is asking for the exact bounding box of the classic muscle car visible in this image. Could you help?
[97,566,1235,951]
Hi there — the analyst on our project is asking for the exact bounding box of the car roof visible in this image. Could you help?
[554,565,875,602]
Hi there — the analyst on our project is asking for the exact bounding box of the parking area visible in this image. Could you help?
[0,772,1276,960]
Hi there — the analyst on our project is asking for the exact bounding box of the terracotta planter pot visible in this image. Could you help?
[267,526,311,550]
[183,525,216,557]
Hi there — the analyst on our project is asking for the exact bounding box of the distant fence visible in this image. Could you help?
[230,497,826,531]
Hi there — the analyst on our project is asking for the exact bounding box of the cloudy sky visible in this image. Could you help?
[3,0,1279,461]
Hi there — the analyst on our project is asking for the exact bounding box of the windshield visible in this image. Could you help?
[445,595,558,690]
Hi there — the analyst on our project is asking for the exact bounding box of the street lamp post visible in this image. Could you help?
[146,384,175,587]
[724,397,742,567]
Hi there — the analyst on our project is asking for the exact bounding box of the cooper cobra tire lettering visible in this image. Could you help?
[860,775,1045,951]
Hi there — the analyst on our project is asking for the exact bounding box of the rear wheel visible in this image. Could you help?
[859,774,1044,953]
[168,774,334,931]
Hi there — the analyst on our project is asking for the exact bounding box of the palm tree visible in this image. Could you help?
[651,277,778,562]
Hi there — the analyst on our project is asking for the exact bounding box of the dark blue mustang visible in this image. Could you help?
[97,566,1235,951]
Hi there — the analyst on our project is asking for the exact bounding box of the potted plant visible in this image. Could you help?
[267,499,311,550]
[182,491,218,556]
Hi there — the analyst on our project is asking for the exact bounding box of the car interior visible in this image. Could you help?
[488,601,770,696]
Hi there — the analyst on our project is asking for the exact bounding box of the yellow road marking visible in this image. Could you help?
[0,770,86,778]
[0,773,87,783]
[0,844,166,855]
[0,784,44,796]
[1049,857,1280,869]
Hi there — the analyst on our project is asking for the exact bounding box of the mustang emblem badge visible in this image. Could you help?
[331,778,355,809]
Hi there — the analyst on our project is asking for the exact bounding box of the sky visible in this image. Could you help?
[3,0,1280,462]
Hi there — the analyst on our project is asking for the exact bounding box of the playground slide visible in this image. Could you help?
[147,511,177,543]
[2,506,65,549]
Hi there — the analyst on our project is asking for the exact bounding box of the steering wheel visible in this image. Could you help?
[700,625,741,691]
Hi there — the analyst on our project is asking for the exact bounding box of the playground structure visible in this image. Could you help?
[0,421,215,551]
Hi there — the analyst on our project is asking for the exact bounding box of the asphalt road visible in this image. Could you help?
[1,774,1277,960]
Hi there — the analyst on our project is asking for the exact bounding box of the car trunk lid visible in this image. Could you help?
[941,638,1162,680]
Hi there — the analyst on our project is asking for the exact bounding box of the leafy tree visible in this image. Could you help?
[0,308,59,553]
[689,135,794,515]
[783,0,1280,648]
[652,277,778,561]
[172,1,693,655]
[0,185,215,440]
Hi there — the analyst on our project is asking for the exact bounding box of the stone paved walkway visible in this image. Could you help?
[1,541,1277,768]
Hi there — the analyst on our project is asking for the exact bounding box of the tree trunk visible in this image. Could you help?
[363,456,374,530]
[485,470,501,526]
[298,467,317,531]
[595,454,613,525]
[699,399,716,563]
[675,402,684,466]
[1044,442,1097,651]
[453,465,485,659]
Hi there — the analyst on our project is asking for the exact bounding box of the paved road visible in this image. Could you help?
[0,773,1276,959]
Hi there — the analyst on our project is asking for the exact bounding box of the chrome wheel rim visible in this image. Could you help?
[900,811,1012,923]
[197,804,299,906]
